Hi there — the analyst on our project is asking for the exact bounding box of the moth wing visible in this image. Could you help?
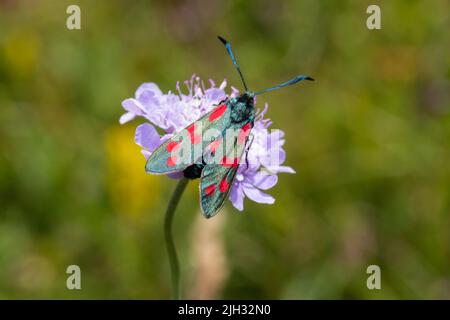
[200,121,253,218]
[145,101,232,174]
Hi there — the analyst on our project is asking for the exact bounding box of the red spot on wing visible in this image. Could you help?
[209,104,227,122]
[221,156,239,168]
[192,135,201,144]
[204,184,215,197]
[167,156,177,167]
[187,124,195,135]
[219,177,229,193]
[166,141,179,152]
[238,123,252,144]
[187,124,201,144]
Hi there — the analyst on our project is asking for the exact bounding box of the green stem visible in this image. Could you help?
[164,177,189,300]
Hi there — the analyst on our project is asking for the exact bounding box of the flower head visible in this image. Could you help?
[120,75,294,211]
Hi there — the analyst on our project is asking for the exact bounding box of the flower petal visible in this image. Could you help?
[135,83,162,100]
[119,112,135,124]
[122,98,146,114]
[261,148,286,167]
[141,150,152,159]
[235,173,244,182]
[160,133,173,143]
[230,183,245,211]
[269,165,296,174]
[242,183,275,204]
[135,123,161,151]
[204,87,226,102]
[249,172,278,190]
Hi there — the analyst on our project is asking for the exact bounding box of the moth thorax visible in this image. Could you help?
[183,163,204,180]
[231,101,254,123]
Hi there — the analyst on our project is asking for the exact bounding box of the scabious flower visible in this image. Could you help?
[120,75,294,211]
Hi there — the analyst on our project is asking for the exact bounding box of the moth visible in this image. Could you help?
[146,36,313,218]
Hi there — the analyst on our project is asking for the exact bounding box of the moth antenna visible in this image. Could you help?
[218,36,249,92]
[255,75,314,95]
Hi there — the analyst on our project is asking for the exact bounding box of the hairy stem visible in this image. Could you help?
[164,177,189,300]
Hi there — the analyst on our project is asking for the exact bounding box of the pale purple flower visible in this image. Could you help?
[120,75,294,211]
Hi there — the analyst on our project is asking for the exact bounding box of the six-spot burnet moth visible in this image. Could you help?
[146,36,314,218]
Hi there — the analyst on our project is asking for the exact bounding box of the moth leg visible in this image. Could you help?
[244,133,255,169]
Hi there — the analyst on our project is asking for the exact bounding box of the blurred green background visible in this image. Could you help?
[0,0,449,299]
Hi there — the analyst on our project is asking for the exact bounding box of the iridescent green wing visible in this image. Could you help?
[200,122,253,218]
[145,102,231,174]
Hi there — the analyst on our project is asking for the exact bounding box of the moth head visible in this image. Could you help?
[238,91,255,106]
